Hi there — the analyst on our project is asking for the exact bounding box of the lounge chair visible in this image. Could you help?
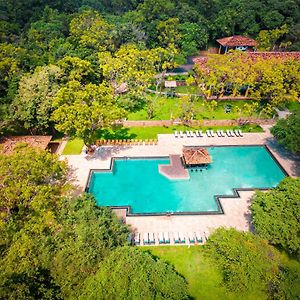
[195,232,203,244]
[238,129,243,137]
[206,130,211,137]
[234,130,240,137]
[179,131,184,138]
[134,233,140,245]
[164,232,170,244]
[186,130,190,137]
[174,131,179,138]
[230,130,235,137]
[143,233,149,245]
[188,232,195,244]
[195,130,200,137]
[189,131,194,137]
[149,232,155,244]
[226,130,232,137]
[217,130,222,137]
[174,232,180,244]
[220,130,226,137]
[210,130,215,137]
[158,232,164,244]
[179,232,186,244]
[199,130,204,137]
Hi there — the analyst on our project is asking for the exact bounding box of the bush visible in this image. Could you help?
[206,228,281,293]
[251,177,300,255]
[80,247,188,300]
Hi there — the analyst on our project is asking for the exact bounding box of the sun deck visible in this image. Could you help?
[158,154,189,180]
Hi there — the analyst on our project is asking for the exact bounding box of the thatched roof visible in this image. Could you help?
[182,147,212,165]
[0,136,52,155]
[217,35,257,47]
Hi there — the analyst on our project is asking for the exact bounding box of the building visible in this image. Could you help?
[217,35,257,54]
[182,147,212,167]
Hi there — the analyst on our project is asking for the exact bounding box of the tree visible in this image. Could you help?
[11,65,62,134]
[206,228,281,293]
[0,145,67,225]
[271,110,300,154]
[52,80,126,145]
[69,10,113,51]
[251,177,300,255]
[79,247,188,300]
[156,18,181,48]
[51,194,129,299]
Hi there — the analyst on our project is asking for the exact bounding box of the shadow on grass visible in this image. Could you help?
[96,126,137,140]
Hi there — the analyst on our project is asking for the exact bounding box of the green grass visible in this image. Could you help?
[143,246,268,300]
[127,96,264,121]
[62,138,84,155]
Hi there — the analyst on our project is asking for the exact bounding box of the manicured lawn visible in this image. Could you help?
[143,246,268,300]
[127,96,263,121]
[62,138,84,155]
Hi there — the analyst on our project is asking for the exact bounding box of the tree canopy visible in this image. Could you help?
[251,177,300,255]
[271,110,300,154]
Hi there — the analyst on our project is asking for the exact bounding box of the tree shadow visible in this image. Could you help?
[96,126,137,140]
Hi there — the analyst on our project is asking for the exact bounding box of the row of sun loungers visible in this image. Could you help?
[174,129,243,138]
[134,232,207,246]
[95,139,158,146]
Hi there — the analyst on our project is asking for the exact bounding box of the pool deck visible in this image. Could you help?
[62,125,300,241]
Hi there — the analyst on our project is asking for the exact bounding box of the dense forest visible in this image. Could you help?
[1,0,300,139]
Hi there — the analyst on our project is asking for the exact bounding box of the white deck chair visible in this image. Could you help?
[188,232,195,243]
[238,129,243,137]
[226,129,231,137]
[164,232,170,244]
[134,233,140,245]
[199,130,204,137]
[143,232,149,245]
[179,232,186,243]
[186,130,191,137]
[220,130,225,137]
[149,232,155,244]
[210,130,215,137]
[174,232,180,244]
[190,131,194,137]
[158,232,164,244]
[174,131,179,138]
[195,130,200,137]
[206,130,211,137]
[179,131,184,138]
[195,232,203,243]
[234,129,240,137]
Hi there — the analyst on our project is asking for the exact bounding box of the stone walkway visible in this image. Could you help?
[61,125,299,240]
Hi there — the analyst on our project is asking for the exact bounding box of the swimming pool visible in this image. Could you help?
[88,146,286,215]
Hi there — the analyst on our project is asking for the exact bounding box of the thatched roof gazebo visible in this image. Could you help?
[182,147,212,167]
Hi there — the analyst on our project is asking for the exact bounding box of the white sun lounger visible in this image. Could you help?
[164,232,170,244]
[195,130,200,137]
[226,129,232,137]
[188,232,195,243]
[134,233,140,245]
[179,131,184,138]
[199,130,204,137]
[230,130,235,137]
[158,232,164,244]
[179,232,186,244]
[210,130,215,137]
[217,130,222,137]
[234,130,240,137]
[206,130,211,137]
[186,130,191,137]
[149,232,155,244]
[143,232,149,245]
[190,131,194,137]
[220,130,226,137]
[174,131,179,138]
[238,129,243,137]
[174,232,180,244]
[195,232,203,243]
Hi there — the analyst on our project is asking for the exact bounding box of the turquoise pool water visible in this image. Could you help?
[88,146,286,214]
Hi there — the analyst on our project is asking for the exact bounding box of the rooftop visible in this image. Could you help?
[0,135,52,154]
[182,147,212,166]
[217,35,257,47]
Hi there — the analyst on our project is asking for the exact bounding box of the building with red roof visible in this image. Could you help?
[217,35,257,54]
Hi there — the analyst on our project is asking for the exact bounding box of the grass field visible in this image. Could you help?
[62,138,84,155]
[127,96,263,121]
[143,246,268,300]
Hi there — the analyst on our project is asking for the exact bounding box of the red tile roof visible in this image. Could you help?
[217,35,257,47]
[182,147,212,165]
[0,136,52,154]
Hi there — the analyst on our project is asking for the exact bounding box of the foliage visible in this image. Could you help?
[80,247,188,300]
[251,177,300,255]
[206,228,281,293]
[52,80,126,145]
[11,65,62,133]
[0,145,67,225]
[271,110,300,154]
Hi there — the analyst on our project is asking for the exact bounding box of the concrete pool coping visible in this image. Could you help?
[84,144,288,217]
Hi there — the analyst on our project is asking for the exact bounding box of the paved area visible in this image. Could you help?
[61,126,299,239]
[158,155,189,179]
